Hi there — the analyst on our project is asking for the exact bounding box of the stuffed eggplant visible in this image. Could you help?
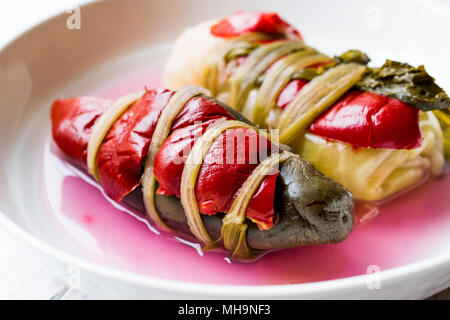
[164,11,450,202]
[51,85,354,260]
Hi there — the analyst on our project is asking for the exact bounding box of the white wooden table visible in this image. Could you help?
[0,225,87,299]
[0,0,448,300]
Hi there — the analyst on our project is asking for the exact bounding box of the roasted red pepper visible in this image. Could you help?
[276,62,333,110]
[310,91,422,149]
[51,89,279,230]
[95,89,174,202]
[155,119,279,230]
[51,97,112,169]
[273,75,422,150]
[211,11,302,40]
[277,79,309,110]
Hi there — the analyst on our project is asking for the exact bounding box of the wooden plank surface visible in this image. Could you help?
[0,226,84,300]
[428,290,450,300]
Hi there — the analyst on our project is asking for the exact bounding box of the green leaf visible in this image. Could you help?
[356,60,450,111]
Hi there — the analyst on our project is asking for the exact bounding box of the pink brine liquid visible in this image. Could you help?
[42,69,450,285]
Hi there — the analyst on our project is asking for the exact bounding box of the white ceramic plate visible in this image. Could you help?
[1,0,450,299]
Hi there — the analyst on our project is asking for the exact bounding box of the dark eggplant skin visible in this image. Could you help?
[123,156,354,252]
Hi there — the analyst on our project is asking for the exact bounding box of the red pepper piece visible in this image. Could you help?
[51,97,112,168]
[196,126,279,231]
[211,11,302,40]
[96,89,174,202]
[310,91,422,149]
[51,90,280,230]
[244,172,278,230]
[154,122,279,231]
[277,79,309,110]
[275,62,333,110]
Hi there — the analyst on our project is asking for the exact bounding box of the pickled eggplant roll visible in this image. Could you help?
[51,85,354,260]
[163,11,450,202]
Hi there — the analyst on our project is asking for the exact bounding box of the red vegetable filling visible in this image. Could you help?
[96,89,175,202]
[276,62,333,110]
[51,97,113,169]
[155,121,279,230]
[310,91,422,149]
[274,75,422,150]
[211,11,302,40]
[277,79,309,110]
[51,89,280,230]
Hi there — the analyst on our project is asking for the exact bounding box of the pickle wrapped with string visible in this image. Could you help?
[164,11,449,202]
[51,85,354,260]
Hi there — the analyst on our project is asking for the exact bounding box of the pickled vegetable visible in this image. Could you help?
[278,63,366,144]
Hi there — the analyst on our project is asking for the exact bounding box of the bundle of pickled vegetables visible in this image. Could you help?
[164,11,450,202]
[51,85,354,260]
